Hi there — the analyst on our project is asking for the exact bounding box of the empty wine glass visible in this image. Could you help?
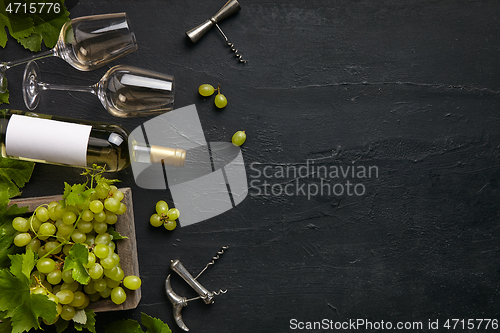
[23,61,175,118]
[0,12,137,93]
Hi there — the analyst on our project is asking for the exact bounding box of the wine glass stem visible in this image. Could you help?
[1,49,57,72]
[40,82,97,95]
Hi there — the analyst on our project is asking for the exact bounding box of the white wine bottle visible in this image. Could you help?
[0,109,185,172]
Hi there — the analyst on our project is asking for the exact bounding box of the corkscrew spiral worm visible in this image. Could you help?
[215,24,247,63]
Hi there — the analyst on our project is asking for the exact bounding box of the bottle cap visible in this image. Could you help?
[150,145,186,167]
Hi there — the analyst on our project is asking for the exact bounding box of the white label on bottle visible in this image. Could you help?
[5,114,92,167]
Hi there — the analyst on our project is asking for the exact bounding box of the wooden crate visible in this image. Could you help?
[10,187,141,312]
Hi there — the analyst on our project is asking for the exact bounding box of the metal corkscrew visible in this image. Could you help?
[186,0,247,63]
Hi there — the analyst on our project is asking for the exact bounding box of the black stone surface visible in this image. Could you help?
[1,1,500,332]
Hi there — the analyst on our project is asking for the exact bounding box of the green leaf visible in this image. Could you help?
[0,156,35,199]
[107,226,128,241]
[8,249,36,280]
[74,309,96,333]
[95,174,120,190]
[72,309,87,325]
[105,319,144,333]
[0,317,13,333]
[16,33,41,52]
[55,318,69,333]
[0,269,57,333]
[62,182,91,206]
[141,313,172,333]
[63,243,90,285]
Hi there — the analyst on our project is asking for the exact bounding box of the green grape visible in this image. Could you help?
[123,275,142,290]
[37,258,56,274]
[104,197,120,212]
[215,93,228,108]
[155,200,169,215]
[105,276,120,288]
[12,217,29,232]
[89,292,101,302]
[37,246,47,258]
[94,244,110,259]
[84,283,97,295]
[44,241,61,254]
[105,266,124,282]
[48,207,59,221]
[99,286,112,298]
[111,286,127,305]
[62,244,73,256]
[95,184,109,199]
[164,220,177,231]
[32,287,47,295]
[85,234,96,247]
[60,304,75,321]
[81,209,94,222]
[61,281,79,292]
[116,202,127,215]
[95,233,111,245]
[109,185,118,194]
[71,230,86,243]
[26,238,41,252]
[100,256,117,270]
[93,221,108,234]
[94,210,107,223]
[199,84,215,97]
[112,190,124,201]
[111,252,120,264]
[69,291,86,307]
[232,130,247,146]
[89,200,104,214]
[77,294,90,310]
[89,263,104,280]
[85,252,96,268]
[62,269,75,283]
[57,223,73,235]
[105,212,118,225]
[48,201,59,210]
[47,292,59,304]
[35,207,50,222]
[77,220,93,234]
[56,289,74,305]
[167,208,180,220]
[150,214,162,227]
[14,233,31,247]
[94,278,107,292]
[29,216,42,232]
[42,280,53,293]
[54,204,66,219]
[47,269,62,285]
[62,211,77,225]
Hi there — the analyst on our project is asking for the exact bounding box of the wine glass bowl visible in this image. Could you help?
[97,65,175,118]
[23,61,175,118]
[56,13,138,71]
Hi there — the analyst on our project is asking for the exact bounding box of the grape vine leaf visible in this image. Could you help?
[108,226,129,240]
[0,250,57,333]
[63,243,90,285]
[0,156,35,199]
[74,309,96,333]
[61,182,93,207]
[104,313,172,333]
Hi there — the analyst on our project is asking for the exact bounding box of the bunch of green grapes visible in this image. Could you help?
[149,200,180,230]
[12,184,141,324]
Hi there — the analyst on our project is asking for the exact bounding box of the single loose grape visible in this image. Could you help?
[199,84,215,97]
[167,208,180,220]
[214,93,228,108]
[123,275,142,290]
[111,286,127,305]
[12,217,29,232]
[155,200,169,215]
[232,131,246,146]
[164,220,177,231]
[150,214,162,227]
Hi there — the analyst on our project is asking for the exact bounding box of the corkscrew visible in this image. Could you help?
[165,246,229,331]
[186,0,247,63]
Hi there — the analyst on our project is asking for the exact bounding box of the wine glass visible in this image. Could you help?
[0,12,137,93]
[23,61,175,118]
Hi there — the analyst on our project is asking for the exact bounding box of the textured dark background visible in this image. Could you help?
[2,0,500,332]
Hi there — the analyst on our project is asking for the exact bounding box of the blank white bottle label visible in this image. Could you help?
[5,114,92,167]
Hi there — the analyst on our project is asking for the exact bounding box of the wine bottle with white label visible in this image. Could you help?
[0,110,186,172]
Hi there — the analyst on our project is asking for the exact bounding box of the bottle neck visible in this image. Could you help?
[131,143,186,167]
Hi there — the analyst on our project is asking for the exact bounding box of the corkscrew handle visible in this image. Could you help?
[186,0,241,43]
